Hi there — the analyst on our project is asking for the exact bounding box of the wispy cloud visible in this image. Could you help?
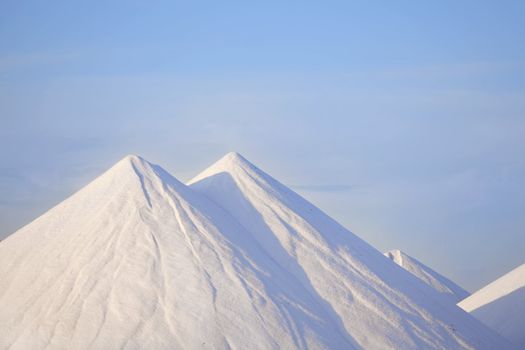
[291,184,355,193]
[377,61,519,80]
[0,51,79,73]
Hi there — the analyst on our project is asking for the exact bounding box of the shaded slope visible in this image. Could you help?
[189,152,515,350]
[459,263,525,348]
[385,249,470,303]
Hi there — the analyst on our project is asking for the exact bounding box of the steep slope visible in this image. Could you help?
[189,152,515,350]
[458,263,525,348]
[0,155,356,349]
[385,249,470,303]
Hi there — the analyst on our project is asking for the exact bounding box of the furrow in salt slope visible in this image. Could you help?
[0,155,357,350]
[189,152,516,350]
[384,249,470,303]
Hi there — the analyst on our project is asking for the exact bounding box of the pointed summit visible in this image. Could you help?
[105,154,164,178]
[94,154,188,199]
[86,154,159,193]
[384,249,470,302]
[121,153,143,162]
[190,151,258,184]
[209,151,249,167]
[110,154,147,171]
[221,151,246,162]
[212,151,255,172]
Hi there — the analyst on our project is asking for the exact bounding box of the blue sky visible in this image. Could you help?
[1,0,524,291]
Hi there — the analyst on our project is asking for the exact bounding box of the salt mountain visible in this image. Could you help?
[384,249,470,303]
[0,153,515,349]
[459,263,525,349]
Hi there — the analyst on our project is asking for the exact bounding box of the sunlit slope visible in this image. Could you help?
[189,152,514,350]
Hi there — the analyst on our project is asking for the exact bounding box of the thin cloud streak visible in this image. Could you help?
[0,51,80,73]
[292,184,356,193]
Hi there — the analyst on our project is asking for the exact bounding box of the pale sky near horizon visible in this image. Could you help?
[1,0,524,291]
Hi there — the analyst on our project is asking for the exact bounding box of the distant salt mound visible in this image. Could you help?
[0,153,516,349]
[384,249,470,303]
[459,263,525,349]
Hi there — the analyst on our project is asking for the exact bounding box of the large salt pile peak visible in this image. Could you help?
[0,155,357,349]
[189,152,514,349]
